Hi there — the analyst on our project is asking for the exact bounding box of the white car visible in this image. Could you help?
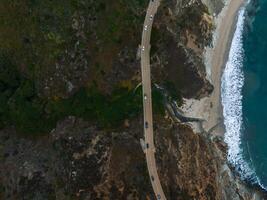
[149,15,153,20]
[144,25,148,31]
[142,46,145,51]
[144,94,147,100]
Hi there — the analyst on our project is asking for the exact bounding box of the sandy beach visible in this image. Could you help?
[182,0,245,135]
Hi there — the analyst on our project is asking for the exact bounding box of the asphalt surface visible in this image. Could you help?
[141,1,167,200]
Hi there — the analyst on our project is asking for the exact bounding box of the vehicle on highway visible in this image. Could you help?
[151,175,154,181]
[145,121,148,129]
[142,46,145,51]
[144,25,148,31]
[150,15,153,20]
[157,194,161,199]
[146,143,149,149]
[144,94,147,100]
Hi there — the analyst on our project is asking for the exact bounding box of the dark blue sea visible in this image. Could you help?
[221,0,267,190]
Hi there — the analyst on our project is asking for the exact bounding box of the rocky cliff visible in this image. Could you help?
[0,0,267,200]
[1,116,266,199]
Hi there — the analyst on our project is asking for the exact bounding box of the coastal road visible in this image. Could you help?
[140,0,167,200]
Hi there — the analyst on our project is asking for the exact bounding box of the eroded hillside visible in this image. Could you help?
[0,0,266,199]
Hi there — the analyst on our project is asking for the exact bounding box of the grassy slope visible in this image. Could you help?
[0,0,166,135]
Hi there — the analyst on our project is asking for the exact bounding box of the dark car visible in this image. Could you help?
[145,122,148,128]
[145,121,149,129]
[157,194,161,199]
[151,175,154,181]
[146,143,149,149]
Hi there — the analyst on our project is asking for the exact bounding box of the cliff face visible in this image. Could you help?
[1,117,266,199]
[154,121,266,200]
[0,0,267,200]
[0,118,153,199]
[201,0,225,15]
[151,0,214,99]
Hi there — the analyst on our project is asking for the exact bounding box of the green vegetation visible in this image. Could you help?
[163,81,182,105]
[0,183,4,200]
[0,0,148,89]
[0,0,167,135]
[47,87,143,129]
[152,88,165,115]
[0,54,165,134]
[177,2,208,29]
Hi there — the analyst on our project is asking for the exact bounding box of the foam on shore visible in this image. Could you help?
[221,6,267,190]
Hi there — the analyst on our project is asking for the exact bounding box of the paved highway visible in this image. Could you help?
[140,1,167,200]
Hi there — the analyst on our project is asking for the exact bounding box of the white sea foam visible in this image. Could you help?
[221,7,255,181]
[221,6,267,191]
[221,7,246,169]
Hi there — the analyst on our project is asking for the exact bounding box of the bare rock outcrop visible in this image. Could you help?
[1,116,266,199]
[153,120,267,200]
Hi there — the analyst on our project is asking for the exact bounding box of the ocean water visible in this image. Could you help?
[221,0,267,190]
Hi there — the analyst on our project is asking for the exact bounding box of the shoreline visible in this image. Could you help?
[182,0,245,136]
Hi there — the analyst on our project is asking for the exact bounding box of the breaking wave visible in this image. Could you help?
[221,7,266,190]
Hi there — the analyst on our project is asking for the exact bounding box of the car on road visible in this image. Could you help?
[144,25,148,31]
[149,15,153,20]
[144,94,147,100]
[145,121,148,129]
[151,175,154,181]
[146,143,149,149]
[142,46,145,51]
[157,194,161,199]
